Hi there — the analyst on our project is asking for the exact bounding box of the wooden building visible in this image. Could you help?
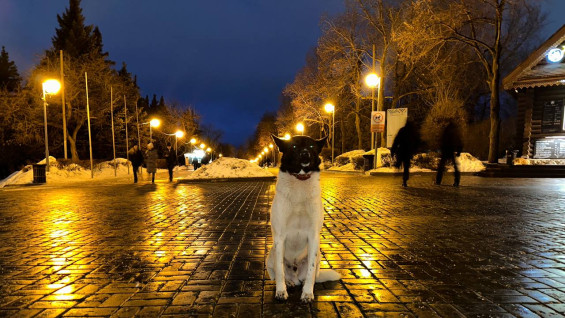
[503,25,565,160]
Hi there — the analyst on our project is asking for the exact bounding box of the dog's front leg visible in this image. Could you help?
[301,233,320,302]
[273,235,288,300]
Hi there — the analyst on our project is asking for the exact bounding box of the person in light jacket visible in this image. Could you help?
[145,143,159,184]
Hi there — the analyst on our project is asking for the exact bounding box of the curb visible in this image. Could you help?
[177,176,276,183]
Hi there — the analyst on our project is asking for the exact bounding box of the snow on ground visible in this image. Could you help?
[0,157,188,187]
[328,163,357,171]
[457,153,486,172]
[185,157,274,179]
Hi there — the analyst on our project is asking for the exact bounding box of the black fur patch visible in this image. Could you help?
[272,135,327,174]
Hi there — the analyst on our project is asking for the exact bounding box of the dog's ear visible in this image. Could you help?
[272,134,288,152]
[316,136,328,153]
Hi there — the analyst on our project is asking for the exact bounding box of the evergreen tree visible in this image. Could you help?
[0,46,21,91]
[149,94,158,115]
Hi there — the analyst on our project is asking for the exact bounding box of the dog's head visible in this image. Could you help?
[272,135,327,175]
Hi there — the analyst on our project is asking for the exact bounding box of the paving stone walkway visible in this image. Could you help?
[1,173,565,317]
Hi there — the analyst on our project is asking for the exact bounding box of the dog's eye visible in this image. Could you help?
[293,145,296,149]
[310,145,314,148]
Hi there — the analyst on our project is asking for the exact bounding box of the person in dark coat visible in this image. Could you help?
[391,121,420,187]
[128,144,144,183]
[145,143,159,184]
[164,142,176,182]
[435,121,463,187]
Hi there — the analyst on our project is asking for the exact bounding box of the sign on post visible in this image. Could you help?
[371,111,385,133]
[386,108,408,147]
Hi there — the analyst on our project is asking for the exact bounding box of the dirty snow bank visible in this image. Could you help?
[185,157,274,179]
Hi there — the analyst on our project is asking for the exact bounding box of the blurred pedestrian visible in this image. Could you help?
[164,142,176,182]
[128,144,144,183]
[435,121,463,187]
[391,121,420,187]
[145,142,158,184]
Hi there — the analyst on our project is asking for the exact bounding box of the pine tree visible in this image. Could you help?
[0,46,21,91]
[51,0,106,59]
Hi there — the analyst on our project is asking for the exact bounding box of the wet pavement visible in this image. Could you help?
[1,173,565,317]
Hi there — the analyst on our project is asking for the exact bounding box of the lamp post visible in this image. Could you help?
[149,118,160,141]
[42,79,61,172]
[324,103,335,164]
[296,123,305,135]
[269,143,275,166]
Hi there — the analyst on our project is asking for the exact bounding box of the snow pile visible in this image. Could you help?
[0,157,141,187]
[457,153,486,172]
[185,157,274,179]
[331,150,366,171]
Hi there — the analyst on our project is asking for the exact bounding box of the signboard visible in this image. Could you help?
[371,111,385,133]
[542,100,564,133]
[386,108,408,147]
[534,138,565,159]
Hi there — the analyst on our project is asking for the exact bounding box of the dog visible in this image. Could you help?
[267,135,341,302]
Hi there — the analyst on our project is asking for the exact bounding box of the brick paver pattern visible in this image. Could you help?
[1,173,565,317]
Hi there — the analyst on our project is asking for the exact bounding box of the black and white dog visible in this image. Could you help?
[267,135,340,302]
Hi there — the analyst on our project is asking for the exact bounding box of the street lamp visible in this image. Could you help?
[283,133,291,140]
[365,73,380,153]
[269,143,275,166]
[149,118,160,141]
[42,79,61,172]
[190,138,197,144]
[174,130,184,162]
[200,143,205,149]
[296,123,305,135]
[324,103,335,164]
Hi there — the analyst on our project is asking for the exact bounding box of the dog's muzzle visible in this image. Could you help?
[291,173,311,181]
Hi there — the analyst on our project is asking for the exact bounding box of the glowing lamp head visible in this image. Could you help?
[42,79,61,95]
[324,103,335,113]
[206,147,211,152]
[283,133,291,140]
[259,154,262,158]
[264,147,269,152]
[547,48,564,63]
[200,143,205,149]
[175,130,184,138]
[365,73,380,88]
[269,143,273,148]
[190,138,197,144]
[296,123,305,133]
[150,118,160,128]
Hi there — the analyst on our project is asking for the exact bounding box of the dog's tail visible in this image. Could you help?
[315,269,341,283]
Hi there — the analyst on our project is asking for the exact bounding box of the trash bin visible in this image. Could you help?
[362,154,374,171]
[32,164,46,183]
[506,150,518,166]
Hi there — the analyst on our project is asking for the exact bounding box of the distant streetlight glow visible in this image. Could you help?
[324,103,335,113]
[190,138,197,144]
[296,123,305,135]
[269,144,274,148]
[283,133,291,140]
[43,79,61,94]
[264,147,269,153]
[150,118,160,128]
[175,130,184,138]
[206,147,211,152]
[365,73,380,88]
[200,143,205,149]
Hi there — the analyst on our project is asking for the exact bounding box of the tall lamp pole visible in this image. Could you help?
[42,79,61,172]
[324,103,335,164]
[365,73,380,168]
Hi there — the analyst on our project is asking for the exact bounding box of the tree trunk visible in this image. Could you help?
[68,121,83,162]
[340,111,345,154]
[355,97,362,150]
[488,3,503,164]
[378,56,386,148]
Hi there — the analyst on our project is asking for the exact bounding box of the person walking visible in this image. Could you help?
[435,121,463,187]
[145,142,158,184]
[164,142,176,182]
[128,144,144,183]
[391,121,420,187]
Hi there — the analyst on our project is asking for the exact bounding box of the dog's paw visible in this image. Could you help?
[275,289,288,301]
[300,291,314,303]
[285,280,295,287]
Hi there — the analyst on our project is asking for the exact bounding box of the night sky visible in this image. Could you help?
[0,0,563,146]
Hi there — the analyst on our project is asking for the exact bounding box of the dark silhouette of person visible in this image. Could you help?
[128,144,144,183]
[435,121,463,187]
[164,142,176,182]
[391,121,420,187]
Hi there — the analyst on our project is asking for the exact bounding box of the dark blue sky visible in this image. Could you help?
[0,0,563,146]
